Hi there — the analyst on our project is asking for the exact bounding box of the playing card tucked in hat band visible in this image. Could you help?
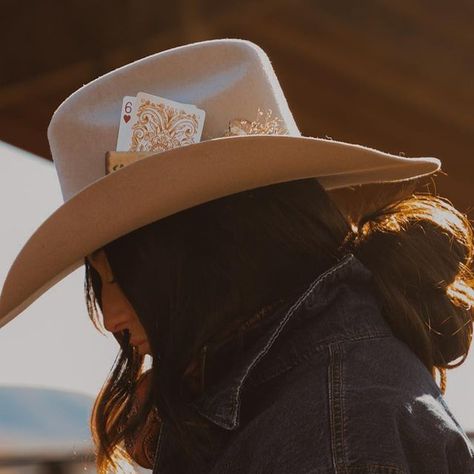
[0,38,440,329]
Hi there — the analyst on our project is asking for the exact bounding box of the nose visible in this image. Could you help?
[99,281,133,333]
[102,310,131,334]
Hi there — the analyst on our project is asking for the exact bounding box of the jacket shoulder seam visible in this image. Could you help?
[244,331,392,393]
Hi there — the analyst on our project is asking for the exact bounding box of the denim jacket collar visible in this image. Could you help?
[190,252,384,430]
[152,253,394,473]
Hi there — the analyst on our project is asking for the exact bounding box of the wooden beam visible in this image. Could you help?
[238,0,474,136]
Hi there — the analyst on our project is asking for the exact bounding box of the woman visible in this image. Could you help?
[84,177,474,474]
[0,39,473,474]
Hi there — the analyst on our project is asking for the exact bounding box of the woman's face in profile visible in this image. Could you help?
[87,249,151,356]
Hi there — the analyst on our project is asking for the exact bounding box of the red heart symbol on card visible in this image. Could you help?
[124,114,131,123]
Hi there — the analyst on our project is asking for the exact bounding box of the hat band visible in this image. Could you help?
[106,108,288,174]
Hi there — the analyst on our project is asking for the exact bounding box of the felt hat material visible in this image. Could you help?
[0,38,440,329]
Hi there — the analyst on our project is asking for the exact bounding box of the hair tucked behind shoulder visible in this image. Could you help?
[84,175,474,473]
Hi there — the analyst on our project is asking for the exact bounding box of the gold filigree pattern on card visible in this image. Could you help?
[223,108,288,137]
[106,107,289,174]
[130,99,200,152]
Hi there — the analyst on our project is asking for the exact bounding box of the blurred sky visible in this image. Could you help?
[0,140,472,432]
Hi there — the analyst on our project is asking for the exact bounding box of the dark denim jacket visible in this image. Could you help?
[152,253,474,474]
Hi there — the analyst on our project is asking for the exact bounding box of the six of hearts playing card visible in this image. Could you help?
[116,95,138,151]
[116,92,206,152]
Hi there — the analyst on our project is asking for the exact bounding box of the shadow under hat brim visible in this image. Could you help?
[0,134,440,329]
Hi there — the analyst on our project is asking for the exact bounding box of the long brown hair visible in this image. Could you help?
[84,176,474,473]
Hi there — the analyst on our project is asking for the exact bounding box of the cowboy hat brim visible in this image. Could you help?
[0,134,440,328]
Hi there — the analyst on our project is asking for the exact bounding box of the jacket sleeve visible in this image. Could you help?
[340,337,474,474]
[392,393,474,474]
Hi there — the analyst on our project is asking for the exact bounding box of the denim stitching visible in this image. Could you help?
[305,464,406,474]
[347,463,406,474]
[227,253,357,429]
[244,331,392,393]
[341,343,347,474]
[195,253,356,429]
[329,342,346,474]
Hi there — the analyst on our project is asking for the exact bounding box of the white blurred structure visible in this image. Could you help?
[0,141,118,398]
[0,141,151,472]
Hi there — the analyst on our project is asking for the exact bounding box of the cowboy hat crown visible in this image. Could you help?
[0,38,440,329]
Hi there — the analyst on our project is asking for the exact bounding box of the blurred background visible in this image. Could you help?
[0,0,473,472]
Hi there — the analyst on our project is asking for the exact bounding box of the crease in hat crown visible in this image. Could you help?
[47,38,301,202]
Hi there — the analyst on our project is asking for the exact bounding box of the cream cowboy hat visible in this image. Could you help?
[0,38,441,329]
